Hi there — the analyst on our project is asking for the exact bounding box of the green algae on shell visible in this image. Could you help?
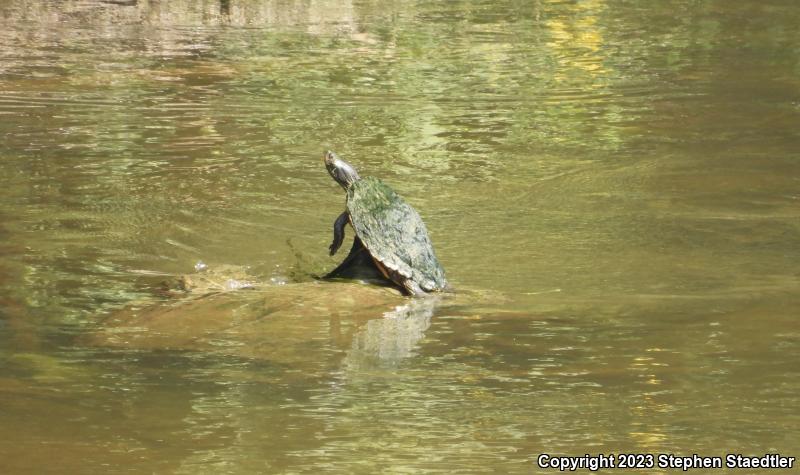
[346,177,447,293]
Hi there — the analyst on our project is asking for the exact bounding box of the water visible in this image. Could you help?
[1,0,799,473]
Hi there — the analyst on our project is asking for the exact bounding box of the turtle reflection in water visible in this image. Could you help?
[323,151,448,296]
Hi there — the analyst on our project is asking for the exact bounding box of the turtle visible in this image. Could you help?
[323,150,448,295]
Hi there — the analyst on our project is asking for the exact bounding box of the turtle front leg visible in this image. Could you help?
[329,211,349,256]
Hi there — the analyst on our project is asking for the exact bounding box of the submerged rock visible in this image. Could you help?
[86,265,443,370]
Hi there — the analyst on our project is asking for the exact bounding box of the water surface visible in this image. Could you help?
[1,0,798,473]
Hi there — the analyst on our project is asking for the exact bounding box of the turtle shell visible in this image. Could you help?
[347,177,447,292]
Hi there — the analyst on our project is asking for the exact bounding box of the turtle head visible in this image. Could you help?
[324,150,360,190]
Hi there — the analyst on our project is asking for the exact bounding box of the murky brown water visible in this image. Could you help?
[1,0,799,473]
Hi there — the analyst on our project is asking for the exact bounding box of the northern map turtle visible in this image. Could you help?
[324,150,447,295]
